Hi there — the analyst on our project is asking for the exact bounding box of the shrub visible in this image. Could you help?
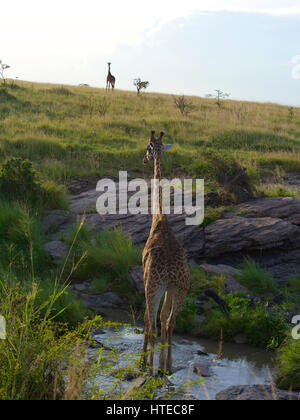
[0,157,41,201]
[40,180,69,210]
[48,86,74,96]
[176,295,198,333]
[0,158,68,211]
[200,294,287,348]
[204,151,254,202]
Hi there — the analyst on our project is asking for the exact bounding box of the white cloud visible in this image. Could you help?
[1,0,300,87]
[2,0,300,55]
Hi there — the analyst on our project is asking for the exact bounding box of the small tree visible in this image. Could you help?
[0,60,10,86]
[173,95,194,116]
[133,78,149,95]
[288,107,295,122]
[85,96,111,118]
[96,97,111,117]
[206,89,230,108]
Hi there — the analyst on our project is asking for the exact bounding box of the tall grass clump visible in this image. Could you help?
[276,338,300,392]
[69,224,141,278]
[67,224,142,305]
[0,277,102,400]
[235,260,276,295]
[0,200,50,274]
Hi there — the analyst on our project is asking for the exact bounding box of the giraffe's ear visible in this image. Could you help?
[162,144,173,151]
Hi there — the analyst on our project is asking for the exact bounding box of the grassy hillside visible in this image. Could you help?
[1,80,300,187]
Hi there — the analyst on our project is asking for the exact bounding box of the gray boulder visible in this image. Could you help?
[45,241,69,265]
[193,363,212,378]
[42,210,71,234]
[83,292,123,311]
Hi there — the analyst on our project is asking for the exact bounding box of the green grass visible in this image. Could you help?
[0,275,102,400]
[202,206,234,226]
[276,338,300,392]
[235,260,277,296]
[0,200,50,275]
[0,80,299,186]
[66,223,143,307]
[258,184,300,199]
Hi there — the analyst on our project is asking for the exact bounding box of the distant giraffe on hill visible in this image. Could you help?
[106,62,116,91]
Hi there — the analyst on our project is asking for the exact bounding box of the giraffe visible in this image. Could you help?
[141,130,190,376]
[106,62,115,91]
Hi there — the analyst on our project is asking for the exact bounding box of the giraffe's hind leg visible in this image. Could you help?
[159,291,171,374]
[146,287,165,376]
[140,310,149,369]
[166,292,187,373]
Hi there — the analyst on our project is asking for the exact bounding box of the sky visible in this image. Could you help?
[2,0,300,105]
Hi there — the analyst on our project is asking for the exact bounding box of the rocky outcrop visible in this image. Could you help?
[45,189,300,281]
[216,385,299,401]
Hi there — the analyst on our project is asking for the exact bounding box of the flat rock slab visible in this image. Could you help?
[216,385,299,400]
[238,197,300,225]
[205,216,300,257]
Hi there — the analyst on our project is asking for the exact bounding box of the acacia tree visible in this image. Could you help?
[0,60,10,86]
[133,78,149,94]
[206,89,230,108]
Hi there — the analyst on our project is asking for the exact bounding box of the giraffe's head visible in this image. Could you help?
[143,131,173,164]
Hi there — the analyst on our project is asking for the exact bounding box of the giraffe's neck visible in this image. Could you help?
[153,149,163,218]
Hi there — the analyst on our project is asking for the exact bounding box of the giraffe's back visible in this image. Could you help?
[142,215,190,293]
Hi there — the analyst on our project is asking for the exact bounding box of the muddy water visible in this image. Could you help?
[89,326,274,400]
